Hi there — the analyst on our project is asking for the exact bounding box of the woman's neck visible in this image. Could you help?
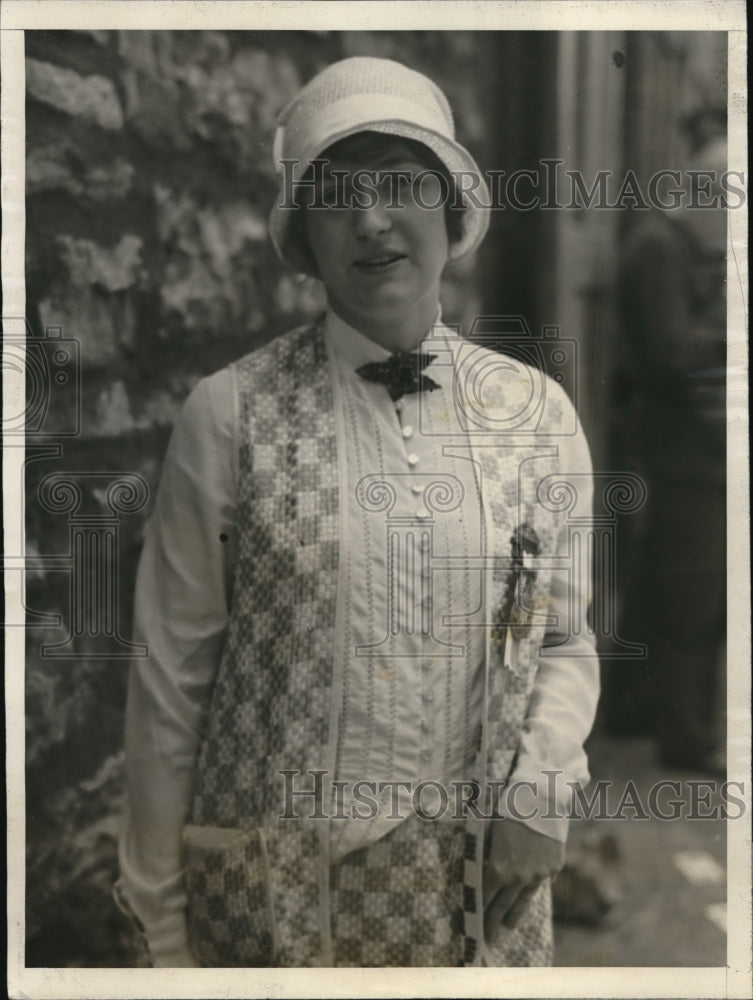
[329,296,441,353]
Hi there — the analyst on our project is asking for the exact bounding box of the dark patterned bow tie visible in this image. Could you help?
[355,351,440,401]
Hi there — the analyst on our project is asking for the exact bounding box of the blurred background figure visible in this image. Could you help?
[609,121,726,772]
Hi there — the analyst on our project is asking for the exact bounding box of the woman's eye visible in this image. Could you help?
[320,183,349,206]
[396,172,415,189]
[374,171,414,201]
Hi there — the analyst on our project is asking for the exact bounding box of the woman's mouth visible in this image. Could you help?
[353,252,407,273]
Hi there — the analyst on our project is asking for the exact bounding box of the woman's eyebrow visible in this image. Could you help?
[324,155,426,174]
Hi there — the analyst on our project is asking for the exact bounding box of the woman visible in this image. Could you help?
[117,55,599,968]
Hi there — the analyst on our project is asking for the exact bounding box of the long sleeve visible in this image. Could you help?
[116,368,238,966]
[499,399,600,843]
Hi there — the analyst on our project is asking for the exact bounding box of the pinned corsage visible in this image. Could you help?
[507,521,541,638]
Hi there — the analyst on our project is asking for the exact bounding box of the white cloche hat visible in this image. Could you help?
[269,56,490,270]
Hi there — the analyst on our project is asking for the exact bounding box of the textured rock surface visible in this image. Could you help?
[24,29,493,968]
[26,57,125,130]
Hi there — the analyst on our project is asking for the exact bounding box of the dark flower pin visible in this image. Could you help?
[504,521,541,640]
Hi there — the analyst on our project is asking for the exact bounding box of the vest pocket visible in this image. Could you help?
[183,824,277,967]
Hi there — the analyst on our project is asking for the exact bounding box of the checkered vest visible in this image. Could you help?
[187,321,567,967]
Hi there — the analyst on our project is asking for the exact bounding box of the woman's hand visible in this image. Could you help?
[483,819,565,934]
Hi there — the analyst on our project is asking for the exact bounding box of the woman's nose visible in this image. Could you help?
[353,200,392,238]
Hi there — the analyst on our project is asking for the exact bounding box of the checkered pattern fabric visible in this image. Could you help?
[265,827,323,966]
[330,816,466,967]
[184,327,573,967]
[189,322,338,965]
[183,826,275,967]
[460,819,483,964]
[191,322,339,827]
[477,441,563,789]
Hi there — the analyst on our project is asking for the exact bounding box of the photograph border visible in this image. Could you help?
[3,3,749,998]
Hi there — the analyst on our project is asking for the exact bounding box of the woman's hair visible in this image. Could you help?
[286,130,467,275]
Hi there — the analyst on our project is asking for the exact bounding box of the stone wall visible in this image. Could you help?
[23,29,493,967]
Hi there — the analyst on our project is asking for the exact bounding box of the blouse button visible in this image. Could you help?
[407,453,420,467]
[411,483,424,495]
[415,506,430,519]
[402,425,413,439]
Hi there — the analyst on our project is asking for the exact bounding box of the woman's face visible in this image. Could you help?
[303,140,450,343]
